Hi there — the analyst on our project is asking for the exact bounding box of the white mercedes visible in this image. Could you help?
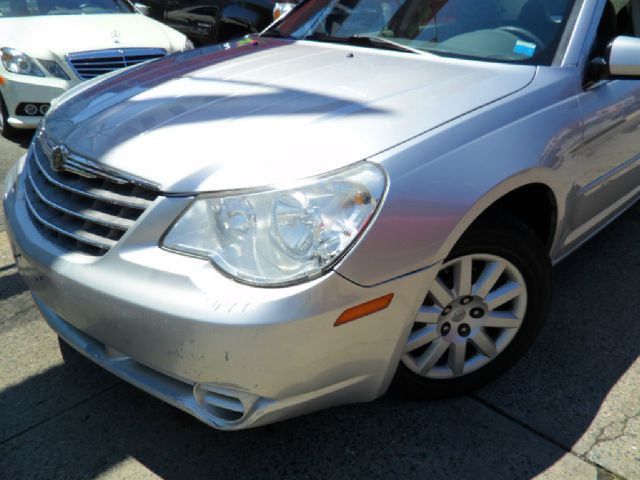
[0,0,191,137]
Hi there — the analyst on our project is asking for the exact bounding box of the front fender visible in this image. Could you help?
[335,69,582,287]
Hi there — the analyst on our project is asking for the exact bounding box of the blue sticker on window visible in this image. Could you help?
[513,40,536,57]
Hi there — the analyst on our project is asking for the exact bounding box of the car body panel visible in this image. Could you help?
[3,167,438,427]
[337,67,585,285]
[0,14,185,55]
[44,38,536,192]
[564,80,640,245]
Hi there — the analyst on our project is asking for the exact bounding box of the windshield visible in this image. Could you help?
[272,0,577,65]
[0,0,134,17]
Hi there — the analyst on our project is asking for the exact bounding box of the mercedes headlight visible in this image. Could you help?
[1,48,44,77]
[38,59,70,80]
[163,162,386,286]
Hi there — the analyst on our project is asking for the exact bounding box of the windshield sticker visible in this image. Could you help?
[513,41,536,58]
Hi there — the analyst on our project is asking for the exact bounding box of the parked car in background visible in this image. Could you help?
[139,0,297,45]
[0,0,191,137]
[4,0,640,430]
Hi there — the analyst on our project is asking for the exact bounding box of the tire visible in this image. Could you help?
[393,213,552,398]
[0,93,19,139]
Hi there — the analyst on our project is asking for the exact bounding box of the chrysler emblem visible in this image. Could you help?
[51,145,67,171]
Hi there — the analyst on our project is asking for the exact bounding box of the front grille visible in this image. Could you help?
[67,48,166,80]
[24,140,159,256]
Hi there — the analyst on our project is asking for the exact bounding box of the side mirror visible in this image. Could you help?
[134,3,150,15]
[608,36,640,77]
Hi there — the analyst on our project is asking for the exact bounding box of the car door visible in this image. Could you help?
[566,0,640,246]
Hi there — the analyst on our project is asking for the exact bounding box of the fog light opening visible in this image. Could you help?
[24,103,38,115]
[194,384,255,423]
[17,102,50,116]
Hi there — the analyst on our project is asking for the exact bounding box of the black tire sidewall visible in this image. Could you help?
[0,93,18,138]
[394,216,552,399]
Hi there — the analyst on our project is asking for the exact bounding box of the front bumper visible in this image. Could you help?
[0,72,77,129]
[3,157,437,429]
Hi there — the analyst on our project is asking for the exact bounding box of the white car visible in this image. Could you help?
[0,0,191,137]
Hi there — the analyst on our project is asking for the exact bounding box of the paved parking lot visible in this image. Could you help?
[0,132,638,479]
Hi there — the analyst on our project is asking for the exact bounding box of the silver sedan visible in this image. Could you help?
[3,0,640,430]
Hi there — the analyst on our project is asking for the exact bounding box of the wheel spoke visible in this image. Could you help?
[485,281,524,310]
[417,339,449,375]
[473,259,507,299]
[453,256,473,297]
[448,341,466,376]
[405,325,440,352]
[482,311,522,329]
[415,305,441,324]
[471,329,498,358]
[406,252,530,381]
[430,277,455,308]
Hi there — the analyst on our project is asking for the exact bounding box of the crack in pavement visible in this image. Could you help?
[588,411,640,453]
[469,393,631,480]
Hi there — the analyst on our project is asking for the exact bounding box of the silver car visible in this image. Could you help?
[3,0,640,430]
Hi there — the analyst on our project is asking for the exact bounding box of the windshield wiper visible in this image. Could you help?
[306,33,421,54]
[348,35,423,54]
[260,30,295,39]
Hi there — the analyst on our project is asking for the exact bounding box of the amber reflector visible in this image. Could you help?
[334,294,394,326]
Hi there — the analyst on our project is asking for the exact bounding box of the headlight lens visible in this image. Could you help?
[38,59,70,80]
[1,48,44,77]
[163,162,386,286]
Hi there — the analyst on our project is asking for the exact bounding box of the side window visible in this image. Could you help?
[591,1,619,59]
[613,0,634,35]
[613,0,640,37]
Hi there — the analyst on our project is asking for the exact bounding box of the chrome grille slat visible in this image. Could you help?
[33,142,153,210]
[24,188,118,252]
[27,165,134,231]
[71,56,161,64]
[26,139,160,256]
[67,48,166,80]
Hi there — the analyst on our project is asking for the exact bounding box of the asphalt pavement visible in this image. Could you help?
[0,132,638,479]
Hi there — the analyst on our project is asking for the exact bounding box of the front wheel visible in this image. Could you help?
[394,214,552,398]
[0,94,19,139]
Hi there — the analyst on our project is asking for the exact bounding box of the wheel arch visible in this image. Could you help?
[433,173,562,266]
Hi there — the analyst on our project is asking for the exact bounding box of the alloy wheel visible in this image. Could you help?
[402,254,528,379]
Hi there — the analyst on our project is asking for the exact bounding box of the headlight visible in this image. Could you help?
[1,48,44,77]
[183,38,195,51]
[163,162,386,286]
[38,59,70,80]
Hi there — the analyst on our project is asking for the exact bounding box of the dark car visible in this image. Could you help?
[138,0,295,45]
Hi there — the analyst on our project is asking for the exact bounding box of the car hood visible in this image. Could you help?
[0,14,184,57]
[44,38,536,193]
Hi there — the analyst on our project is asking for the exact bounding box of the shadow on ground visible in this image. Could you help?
[0,270,27,302]
[0,206,638,480]
[3,131,33,150]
